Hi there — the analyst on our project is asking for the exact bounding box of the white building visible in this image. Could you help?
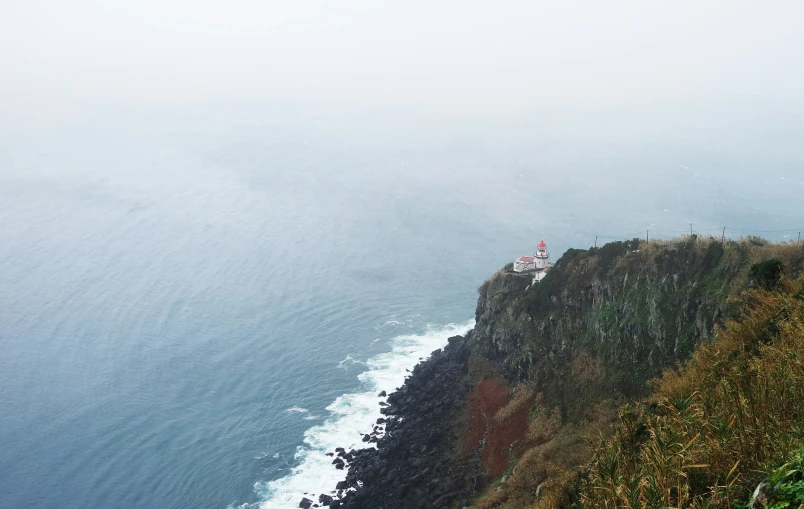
[513,255,537,272]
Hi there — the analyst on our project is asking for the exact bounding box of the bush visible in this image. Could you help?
[750,258,785,289]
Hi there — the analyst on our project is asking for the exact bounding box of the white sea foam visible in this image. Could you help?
[285,407,308,414]
[254,319,474,508]
[336,355,366,369]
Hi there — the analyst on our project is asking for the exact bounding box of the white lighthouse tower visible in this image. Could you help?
[534,240,550,269]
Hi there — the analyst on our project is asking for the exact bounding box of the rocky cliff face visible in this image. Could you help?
[474,238,754,403]
[320,237,804,509]
[331,335,483,509]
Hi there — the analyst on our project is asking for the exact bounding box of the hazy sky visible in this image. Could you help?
[2,1,804,119]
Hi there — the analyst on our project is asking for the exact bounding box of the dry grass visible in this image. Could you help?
[472,413,620,509]
[577,276,804,508]
[469,354,621,509]
[527,405,562,442]
[633,236,803,283]
[495,384,537,423]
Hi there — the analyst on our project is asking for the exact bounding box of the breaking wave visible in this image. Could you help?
[253,320,474,508]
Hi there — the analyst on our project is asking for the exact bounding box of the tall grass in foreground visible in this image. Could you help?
[577,277,804,508]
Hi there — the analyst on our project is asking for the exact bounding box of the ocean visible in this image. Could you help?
[0,106,801,508]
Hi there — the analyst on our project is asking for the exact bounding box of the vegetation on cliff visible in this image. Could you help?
[577,276,804,508]
[464,237,804,509]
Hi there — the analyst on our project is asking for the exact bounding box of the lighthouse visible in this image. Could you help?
[513,239,554,274]
[534,240,550,269]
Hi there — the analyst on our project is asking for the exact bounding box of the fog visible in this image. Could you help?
[3,0,804,234]
[3,0,804,121]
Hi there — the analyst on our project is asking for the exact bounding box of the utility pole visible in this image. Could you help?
[798,232,801,245]
[594,236,597,248]
[646,230,649,243]
[721,227,726,244]
[690,223,693,236]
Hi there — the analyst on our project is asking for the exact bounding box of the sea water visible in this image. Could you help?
[1,108,801,508]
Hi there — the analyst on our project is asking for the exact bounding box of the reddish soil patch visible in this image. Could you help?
[465,377,508,453]
[465,377,532,480]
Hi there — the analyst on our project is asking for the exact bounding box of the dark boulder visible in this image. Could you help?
[319,334,481,509]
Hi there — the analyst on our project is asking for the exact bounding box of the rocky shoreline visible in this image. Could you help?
[300,333,484,509]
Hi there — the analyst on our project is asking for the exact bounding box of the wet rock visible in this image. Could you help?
[320,334,480,509]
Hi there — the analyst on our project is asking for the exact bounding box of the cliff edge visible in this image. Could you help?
[321,236,804,509]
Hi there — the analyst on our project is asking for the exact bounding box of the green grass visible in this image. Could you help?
[736,449,804,509]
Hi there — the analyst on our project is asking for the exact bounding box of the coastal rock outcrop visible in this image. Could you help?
[334,334,482,509]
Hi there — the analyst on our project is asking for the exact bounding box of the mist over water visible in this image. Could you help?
[1,106,802,509]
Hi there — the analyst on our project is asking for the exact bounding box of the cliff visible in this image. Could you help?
[321,237,804,509]
[475,237,761,408]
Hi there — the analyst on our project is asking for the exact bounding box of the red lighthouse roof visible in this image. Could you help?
[538,240,547,247]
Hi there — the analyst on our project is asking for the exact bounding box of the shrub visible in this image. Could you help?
[750,258,785,289]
